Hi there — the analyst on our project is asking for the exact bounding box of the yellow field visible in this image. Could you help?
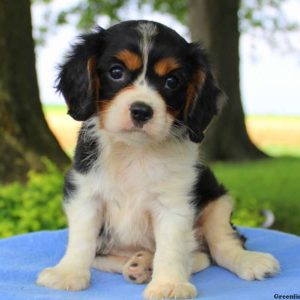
[45,107,300,157]
[46,113,81,153]
[247,116,300,147]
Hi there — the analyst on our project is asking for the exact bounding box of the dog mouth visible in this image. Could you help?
[125,125,149,135]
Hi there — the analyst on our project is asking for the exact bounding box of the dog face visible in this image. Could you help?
[57,20,223,144]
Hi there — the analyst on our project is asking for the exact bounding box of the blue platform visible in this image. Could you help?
[0,227,299,300]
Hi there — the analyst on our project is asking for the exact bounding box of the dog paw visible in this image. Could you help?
[123,251,153,284]
[235,251,280,280]
[144,281,197,300]
[36,266,90,290]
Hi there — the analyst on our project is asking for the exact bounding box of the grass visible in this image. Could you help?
[262,145,300,157]
[43,104,67,115]
[212,157,300,235]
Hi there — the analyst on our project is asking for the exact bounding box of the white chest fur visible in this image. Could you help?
[74,133,199,254]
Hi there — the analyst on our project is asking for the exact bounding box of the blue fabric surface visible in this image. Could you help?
[0,227,299,300]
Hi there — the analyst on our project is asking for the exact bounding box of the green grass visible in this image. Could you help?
[43,104,67,114]
[0,160,66,238]
[212,157,300,235]
[261,145,300,157]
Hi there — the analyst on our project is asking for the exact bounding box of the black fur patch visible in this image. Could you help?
[73,123,99,174]
[191,165,227,211]
[57,20,223,143]
[56,28,105,121]
[231,220,247,249]
[129,275,136,281]
[63,170,76,202]
[96,224,113,256]
[199,238,214,264]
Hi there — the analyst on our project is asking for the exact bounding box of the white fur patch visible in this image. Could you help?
[136,22,157,85]
[95,123,199,253]
[60,115,199,258]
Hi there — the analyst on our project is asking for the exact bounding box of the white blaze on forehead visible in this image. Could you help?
[136,22,158,85]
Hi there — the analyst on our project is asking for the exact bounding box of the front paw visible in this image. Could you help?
[37,266,90,291]
[144,281,197,300]
[235,251,280,280]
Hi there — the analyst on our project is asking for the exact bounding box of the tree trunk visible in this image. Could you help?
[188,0,267,161]
[0,0,70,183]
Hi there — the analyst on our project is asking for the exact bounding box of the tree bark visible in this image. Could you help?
[188,0,267,161]
[0,0,69,183]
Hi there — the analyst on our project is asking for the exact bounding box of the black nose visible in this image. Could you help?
[130,102,153,125]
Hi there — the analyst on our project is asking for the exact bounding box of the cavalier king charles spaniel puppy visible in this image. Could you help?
[37,20,279,299]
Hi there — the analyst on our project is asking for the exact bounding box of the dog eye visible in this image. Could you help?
[165,75,179,90]
[109,65,125,81]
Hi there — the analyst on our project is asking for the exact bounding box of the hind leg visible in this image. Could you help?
[200,195,280,280]
[93,255,128,273]
[191,251,211,274]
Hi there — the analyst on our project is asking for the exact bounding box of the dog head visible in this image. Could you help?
[57,20,224,144]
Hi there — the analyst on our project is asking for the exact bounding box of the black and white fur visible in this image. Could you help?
[37,21,279,299]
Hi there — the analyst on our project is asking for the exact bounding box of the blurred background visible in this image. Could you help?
[0,0,299,238]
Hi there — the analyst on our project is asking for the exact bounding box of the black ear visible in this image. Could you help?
[186,43,225,143]
[56,27,105,121]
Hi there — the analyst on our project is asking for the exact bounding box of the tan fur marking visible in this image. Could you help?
[97,85,135,129]
[87,57,100,94]
[93,255,128,273]
[87,56,96,74]
[116,50,142,71]
[97,100,111,129]
[166,109,177,120]
[154,58,180,77]
[184,70,206,118]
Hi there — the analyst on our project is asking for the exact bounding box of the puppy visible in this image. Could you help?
[37,20,279,299]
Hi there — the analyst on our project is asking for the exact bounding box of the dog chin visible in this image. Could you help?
[107,128,166,146]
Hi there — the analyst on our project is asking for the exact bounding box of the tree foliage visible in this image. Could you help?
[34,0,298,35]
[0,160,66,237]
[240,0,298,33]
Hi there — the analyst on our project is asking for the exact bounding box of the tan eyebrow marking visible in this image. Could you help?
[184,70,206,118]
[154,57,180,77]
[115,50,142,71]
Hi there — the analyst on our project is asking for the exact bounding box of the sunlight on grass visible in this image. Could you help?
[212,157,300,235]
[43,104,67,115]
[261,145,300,157]
[246,115,300,158]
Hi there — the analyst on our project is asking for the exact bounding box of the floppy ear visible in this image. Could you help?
[186,43,225,143]
[56,27,105,121]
